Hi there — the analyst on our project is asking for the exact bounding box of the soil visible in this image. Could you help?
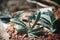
[7,22,60,40]
[9,33,60,40]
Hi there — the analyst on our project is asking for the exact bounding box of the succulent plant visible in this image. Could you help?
[10,8,60,37]
[10,11,44,37]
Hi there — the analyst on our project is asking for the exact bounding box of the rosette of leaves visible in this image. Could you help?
[39,10,60,33]
[10,11,44,37]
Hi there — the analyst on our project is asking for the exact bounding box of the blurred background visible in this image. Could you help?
[0,0,60,11]
[0,0,60,16]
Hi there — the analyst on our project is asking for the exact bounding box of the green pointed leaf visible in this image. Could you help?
[41,17,51,25]
[29,27,42,32]
[49,28,56,32]
[10,18,26,26]
[53,18,60,24]
[32,12,41,29]
[10,18,27,30]
[48,10,56,23]
[28,33,38,37]
[41,14,51,22]
[14,25,25,33]
[14,11,23,18]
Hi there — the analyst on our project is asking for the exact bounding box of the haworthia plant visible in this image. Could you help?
[10,11,43,37]
[10,8,60,37]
